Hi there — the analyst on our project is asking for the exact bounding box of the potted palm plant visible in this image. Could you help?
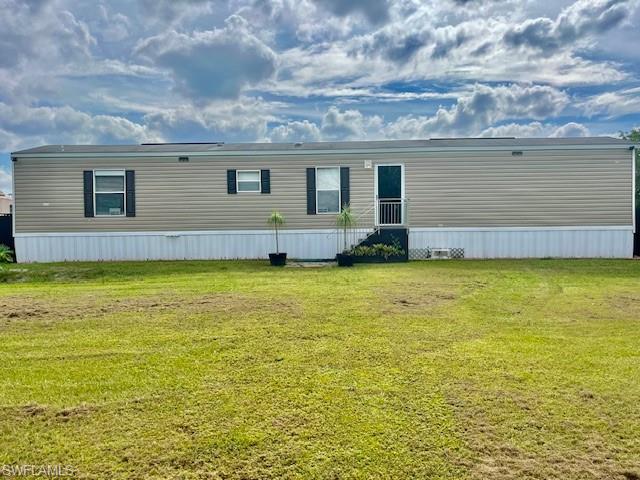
[267,211,287,266]
[336,205,356,267]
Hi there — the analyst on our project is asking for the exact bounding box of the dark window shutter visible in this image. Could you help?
[227,170,237,194]
[306,168,316,215]
[125,170,136,217]
[340,167,350,208]
[83,170,94,217]
[260,169,270,194]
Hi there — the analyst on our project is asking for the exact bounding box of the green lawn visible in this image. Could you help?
[0,260,639,479]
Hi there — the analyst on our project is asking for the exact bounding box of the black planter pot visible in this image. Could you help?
[269,252,287,266]
[336,253,355,267]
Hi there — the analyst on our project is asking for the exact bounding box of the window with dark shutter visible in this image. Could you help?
[260,169,270,194]
[94,170,126,216]
[227,170,237,194]
[237,170,260,192]
[83,170,94,217]
[306,168,316,215]
[316,167,340,213]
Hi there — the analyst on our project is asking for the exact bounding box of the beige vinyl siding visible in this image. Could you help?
[14,155,374,233]
[402,149,632,227]
[13,148,632,233]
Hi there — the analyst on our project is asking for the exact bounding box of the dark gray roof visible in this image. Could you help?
[11,137,633,155]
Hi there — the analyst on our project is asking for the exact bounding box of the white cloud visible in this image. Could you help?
[94,4,130,42]
[312,0,390,24]
[0,0,95,69]
[269,120,321,142]
[580,86,640,118]
[480,121,591,138]
[0,103,162,152]
[268,84,584,141]
[143,97,279,141]
[136,0,218,24]
[135,15,277,101]
[320,106,384,140]
[549,122,590,137]
[276,9,629,98]
[480,122,548,138]
[504,0,634,54]
[382,83,569,139]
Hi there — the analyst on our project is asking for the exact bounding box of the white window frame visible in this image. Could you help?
[93,169,126,217]
[315,166,341,215]
[236,170,262,193]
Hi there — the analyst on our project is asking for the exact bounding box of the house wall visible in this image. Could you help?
[403,149,632,227]
[12,146,635,261]
[0,195,12,214]
[13,154,374,232]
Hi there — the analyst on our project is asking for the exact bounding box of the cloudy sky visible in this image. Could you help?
[1,0,640,193]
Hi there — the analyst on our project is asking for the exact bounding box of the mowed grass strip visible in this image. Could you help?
[0,260,638,479]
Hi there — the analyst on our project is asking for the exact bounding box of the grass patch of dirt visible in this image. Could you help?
[10,403,98,421]
[377,281,460,314]
[448,384,639,480]
[607,293,640,316]
[0,292,300,324]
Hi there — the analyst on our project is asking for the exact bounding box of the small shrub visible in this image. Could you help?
[350,242,405,260]
[350,245,376,257]
[0,244,14,263]
[372,243,405,259]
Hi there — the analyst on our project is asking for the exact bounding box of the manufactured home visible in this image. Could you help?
[10,137,637,263]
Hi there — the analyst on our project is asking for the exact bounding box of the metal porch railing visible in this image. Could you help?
[331,198,409,255]
[375,198,408,227]
[332,203,377,254]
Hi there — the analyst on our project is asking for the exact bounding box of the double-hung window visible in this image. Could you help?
[316,167,340,213]
[237,170,261,193]
[94,170,125,216]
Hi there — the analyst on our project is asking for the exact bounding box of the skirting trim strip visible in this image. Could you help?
[14,229,337,238]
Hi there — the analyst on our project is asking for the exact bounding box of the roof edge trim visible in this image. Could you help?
[11,143,634,158]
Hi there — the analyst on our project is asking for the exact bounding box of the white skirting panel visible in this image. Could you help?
[409,226,634,259]
[15,229,341,263]
[15,226,634,262]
